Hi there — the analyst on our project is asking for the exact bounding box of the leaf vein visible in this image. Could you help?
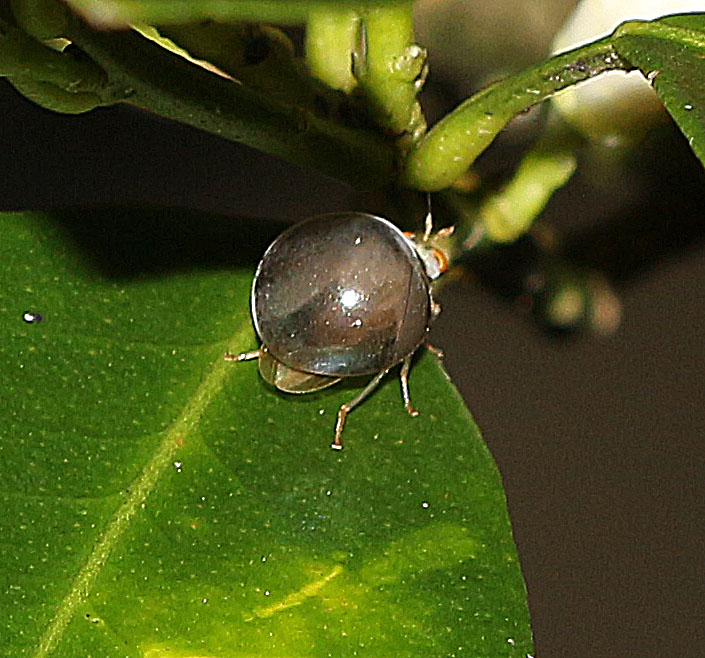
[31,323,252,658]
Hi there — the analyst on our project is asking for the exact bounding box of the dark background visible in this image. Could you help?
[3,52,705,658]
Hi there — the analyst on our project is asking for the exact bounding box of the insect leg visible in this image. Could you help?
[224,349,262,362]
[424,342,444,359]
[422,192,433,241]
[332,368,391,450]
[399,355,419,417]
[430,298,442,317]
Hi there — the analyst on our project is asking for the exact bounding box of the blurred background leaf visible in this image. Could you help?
[63,0,408,27]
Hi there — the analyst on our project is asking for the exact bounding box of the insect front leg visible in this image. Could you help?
[224,349,262,362]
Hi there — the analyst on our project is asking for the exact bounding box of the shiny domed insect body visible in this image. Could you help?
[226,211,454,449]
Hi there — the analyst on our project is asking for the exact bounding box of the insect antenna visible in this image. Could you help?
[422,192,433,242]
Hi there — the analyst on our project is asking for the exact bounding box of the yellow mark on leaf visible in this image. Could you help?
[360,523,479,585]
[246,564,344,621]
[143,648,218,658]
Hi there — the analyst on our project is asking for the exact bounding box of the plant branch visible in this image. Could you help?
[402,36,632,191]
[404,15,705,191]
[357,1,426,137]
[62,0,403,28]
[62,11,396,188]
[478,120,580,243]
[305,6,359,93]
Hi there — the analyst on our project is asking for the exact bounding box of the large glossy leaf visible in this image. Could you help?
[0,207,532,657]
[613,13,705,167]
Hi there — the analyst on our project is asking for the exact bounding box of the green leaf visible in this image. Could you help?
[403,13,705,192]
[612,13,705,169]
[0,207,532,658]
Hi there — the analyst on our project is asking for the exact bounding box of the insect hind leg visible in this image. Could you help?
[399,354,419,417]
[332,368,391,450]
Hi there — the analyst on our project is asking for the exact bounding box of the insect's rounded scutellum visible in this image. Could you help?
[251,212,433,378]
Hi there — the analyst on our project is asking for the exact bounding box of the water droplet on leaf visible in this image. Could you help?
[22,311,43,323]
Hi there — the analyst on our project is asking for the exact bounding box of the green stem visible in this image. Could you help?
[403,36,632,191]
[63,0,395,27]
[305,6,359,93]
[479,121,580,242]
[357,1,426,136]
[62,12,396,188]
[404,15,705,191]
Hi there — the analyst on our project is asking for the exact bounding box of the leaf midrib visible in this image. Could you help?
[31,321,253,658]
